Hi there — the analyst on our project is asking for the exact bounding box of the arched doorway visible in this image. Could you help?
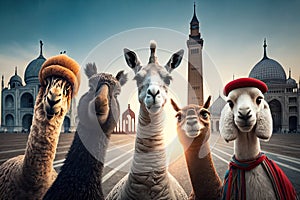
[5,95,14,108]
[22,114,33,132]
[268,99,282,133]
[5,114,14,126]
[289,116,297,133]
[63,116,71,133]
[21,93,34,108]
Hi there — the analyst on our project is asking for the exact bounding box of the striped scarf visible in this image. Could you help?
[222,152,297,200]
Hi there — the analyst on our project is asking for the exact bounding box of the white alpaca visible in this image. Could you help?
[106,41,188,200]
[220,78,297,200]
[0,54,80,199]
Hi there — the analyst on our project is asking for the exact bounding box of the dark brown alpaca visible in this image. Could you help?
[171,96,222,200]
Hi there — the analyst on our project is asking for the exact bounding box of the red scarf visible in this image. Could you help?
[221,152,297,200]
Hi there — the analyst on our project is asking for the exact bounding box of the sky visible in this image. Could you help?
[0,0,300,116]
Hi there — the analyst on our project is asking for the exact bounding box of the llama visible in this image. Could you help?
[0,54,80,199]
[43,63,127,200]
[106,41,188,200]
[171,96,222,200]
[220,77,297,200]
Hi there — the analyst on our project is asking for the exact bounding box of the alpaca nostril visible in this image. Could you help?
[47,97,61,107]
[238,110,251,121]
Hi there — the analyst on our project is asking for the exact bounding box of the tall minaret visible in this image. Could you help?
[187,2,204,105]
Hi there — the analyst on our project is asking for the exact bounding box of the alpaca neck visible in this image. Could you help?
[131,105,167,173]
[185,140,222,199]
[23,89,63,183]
[234,131,261,160]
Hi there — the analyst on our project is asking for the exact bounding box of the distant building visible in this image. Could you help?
[1,41,77,133]
[249,39,300,133]
[187,3,204,105]
[114,104,136,134]
[209,95,226,133]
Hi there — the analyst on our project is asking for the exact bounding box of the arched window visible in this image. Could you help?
[21,93,34,108]
[5,95,14,108]
[269,99,282,133]
[63,116,71,133]
[22,114,33,131]
[5,114,14,126]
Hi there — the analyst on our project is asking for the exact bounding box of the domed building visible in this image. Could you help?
[249,39,300,133]
[209,95,226,133]
[1,41,77,133]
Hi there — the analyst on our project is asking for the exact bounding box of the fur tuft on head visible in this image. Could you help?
[85,63,98,78]
[115,70,128,86]
[219,104,239,142]
[150,40,157,49]
[39,54,81,97]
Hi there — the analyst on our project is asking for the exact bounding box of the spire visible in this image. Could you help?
[289,68,291,78]
[128,104,130,109]
[190,2,199,24]
[39,40,43,56]
[263,38,268,59]
[15,66,17,75]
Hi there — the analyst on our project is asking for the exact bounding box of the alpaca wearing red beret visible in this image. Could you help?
[220,78,297,200]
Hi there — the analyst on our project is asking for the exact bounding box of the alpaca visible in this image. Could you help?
[106,41,188,200]
[43,63,127,200]
[171,96,222,200]
[220,77,297,200]
[0,54,80,199]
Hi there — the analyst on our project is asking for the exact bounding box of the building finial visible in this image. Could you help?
[289,68,291,78]
[194,2,196,16]
[40,40,43,56]
[233,74,235,80]
[15,66,17,75]
[263,38,268,59]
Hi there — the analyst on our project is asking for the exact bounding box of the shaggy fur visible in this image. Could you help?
[106,41,187,200]
[39,54,81,96]
[43,63,127,200]
[219,87,278,199]
[0,55,80,199]
[171,97,222,200]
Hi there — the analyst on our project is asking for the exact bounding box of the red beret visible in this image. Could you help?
[223,77,268,96]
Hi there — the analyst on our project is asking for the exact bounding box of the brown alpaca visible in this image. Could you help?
[0,55,80,199]
[171,96,222,200]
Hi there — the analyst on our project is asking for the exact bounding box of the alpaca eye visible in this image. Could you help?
[227,100,234,108]
[256,96,263,105]
[175,113,182,122]
[200,111,209,119]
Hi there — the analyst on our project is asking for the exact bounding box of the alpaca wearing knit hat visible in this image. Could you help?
[0,54,81,199]
[220,77,297,200]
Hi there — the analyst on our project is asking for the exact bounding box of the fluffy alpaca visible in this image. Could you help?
[171,96,222,200]
[43,63,127,200]
[106,41,188,200]
[0,54,80,199]
[220,78,297,200]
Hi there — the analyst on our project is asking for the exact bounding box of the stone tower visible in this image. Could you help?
[187,3,204,105]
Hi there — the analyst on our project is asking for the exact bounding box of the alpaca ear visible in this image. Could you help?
[124,48,142,74]
[203,95,212,109]
[165,49,184,73]
[220,104,238,142]
[255,100,273,141]
[170,98,180,112]
[115,70,128,86]
[85,63,97,78]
